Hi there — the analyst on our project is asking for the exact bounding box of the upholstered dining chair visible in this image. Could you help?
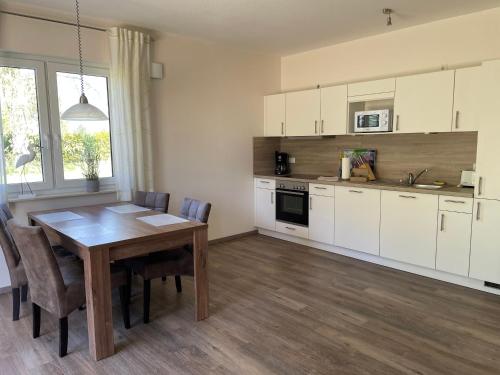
[7,220,131,357]
[134,191,170,212]
[130,198,211,323]
[0,204,28,321]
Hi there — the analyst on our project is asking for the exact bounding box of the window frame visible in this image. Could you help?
[0,51,116,198]
[47,62,115,191]
[0,56,55,193]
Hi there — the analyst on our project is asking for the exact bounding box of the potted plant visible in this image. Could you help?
[81,134,101,192]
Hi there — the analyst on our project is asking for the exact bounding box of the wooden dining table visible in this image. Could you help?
[28,203,209,361]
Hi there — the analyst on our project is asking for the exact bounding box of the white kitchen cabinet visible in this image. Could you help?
[436,211,472,277]
[393,70,455,133]
[255,186,275,231]
[380,191,438,268]
[285,89,321,136]
[452,66,481,132]
[470,199,500,284]
[475,60,500,200]
[334,186,380,255]
[320,85,347,135]
[264,94,286,136]
[276,221,309,239]
[348,78,395,97]
[309,194,335,245]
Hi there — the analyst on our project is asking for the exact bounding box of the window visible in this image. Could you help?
[0,54,114,196]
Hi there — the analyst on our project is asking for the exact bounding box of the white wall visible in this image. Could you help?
[281,7,500,90]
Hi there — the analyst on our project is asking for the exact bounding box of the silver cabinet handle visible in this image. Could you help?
[444,199,465,204]
[399,195,416,199]
[309,196,312,210]
[349,190,363,194]
[455,110,460,129]
[271,192,274,204]
[396,115,400,131]
[281,122,284,135]
[440,213,445,231]
[314,186,327,190]
[476,202,481,221]
[260,180,270,184]
[314,120,318,134]
[285,226,296,231]
[321,119,324,133]
[478,177,483,196]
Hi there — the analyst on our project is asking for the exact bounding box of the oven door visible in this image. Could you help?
[276,189,308,226]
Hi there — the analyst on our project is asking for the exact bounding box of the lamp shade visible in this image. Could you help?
[61,94,108,121]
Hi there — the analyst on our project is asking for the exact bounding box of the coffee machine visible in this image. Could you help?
[275,151,290,176]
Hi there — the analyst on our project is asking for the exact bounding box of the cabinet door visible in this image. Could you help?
[320,85,347,135]
[285,89,320,136]
[380,191,438,268]
[394,70,454,133]
[309,195,335,245]
[334,187,380,255]
[475,60,500,200]
[264,94,285,137]
[470,199,500,284]
[436,211,472,277]
[255,187,275,231]
[452,66,481,132]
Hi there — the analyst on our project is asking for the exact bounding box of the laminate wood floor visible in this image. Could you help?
[1,234,500,374]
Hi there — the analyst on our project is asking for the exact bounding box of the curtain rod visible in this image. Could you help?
[0,10,107,32]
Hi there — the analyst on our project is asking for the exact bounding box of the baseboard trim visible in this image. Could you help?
[259,229,500,296]
[209,230,258,245]
[0,286,11,295]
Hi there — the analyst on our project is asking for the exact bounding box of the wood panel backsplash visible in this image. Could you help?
[254,132,478,185]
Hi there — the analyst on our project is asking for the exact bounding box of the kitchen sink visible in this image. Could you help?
[413,184,443,190]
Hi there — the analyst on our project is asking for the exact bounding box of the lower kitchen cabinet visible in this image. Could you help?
[276,221,309,239]
[309,194,334,245]
[334,186,380,255]
[470,199,500,284]
[380,191,438,268]
[436,211,472,277]
[255,187,275,231]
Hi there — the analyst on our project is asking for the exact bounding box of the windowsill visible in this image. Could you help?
[8,189,117,203]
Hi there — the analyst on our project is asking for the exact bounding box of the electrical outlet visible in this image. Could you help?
[289,157,296,164]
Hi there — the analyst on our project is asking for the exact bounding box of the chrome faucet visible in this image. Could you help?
[408,168,430,185]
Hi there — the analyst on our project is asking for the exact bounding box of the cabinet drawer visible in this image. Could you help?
[309,183,335,197]
[255,178,276,190]
[439,196,473,213]
[348,78,395,97]
[276,221,309,239]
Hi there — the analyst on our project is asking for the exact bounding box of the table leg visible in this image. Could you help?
[193,227,209,321]
[83,247,114,360]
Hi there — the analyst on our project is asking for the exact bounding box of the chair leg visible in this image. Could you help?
[175,275,182,293]
[161,276,166,282]
[21,284,28,302]
[143,279,151,324]
[119,285,131,329]
[59,317,68,357]
[32,303,41,338]
[12,288,20,321]
[126,268,132,301]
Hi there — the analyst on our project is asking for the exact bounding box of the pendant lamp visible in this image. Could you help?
[61,0,108,121]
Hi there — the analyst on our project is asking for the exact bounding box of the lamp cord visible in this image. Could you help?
[75,0,85,96]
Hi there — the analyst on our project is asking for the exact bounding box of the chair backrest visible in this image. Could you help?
[0,204,23,282]
[134,191,170,212]
[179,198,212,223]
[7,220,67,316]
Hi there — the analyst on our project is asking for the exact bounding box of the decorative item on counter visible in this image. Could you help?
[341,157,351,180]
[343,148,377,172]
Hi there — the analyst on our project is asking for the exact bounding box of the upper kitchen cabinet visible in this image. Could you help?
[264,94,286,137]
[393,70,455,133]
[285,89,321,136]
[348,78,395,98]
[452,66,481,132]
[474,60,500,200]
[320,85,347,135]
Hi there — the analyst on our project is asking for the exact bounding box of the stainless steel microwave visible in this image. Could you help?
[354,109,392,133]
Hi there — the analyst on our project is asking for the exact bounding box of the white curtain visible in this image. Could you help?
[108,27,154,201]
[0,102,8,204]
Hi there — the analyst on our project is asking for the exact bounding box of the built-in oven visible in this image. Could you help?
[276,180,308,226]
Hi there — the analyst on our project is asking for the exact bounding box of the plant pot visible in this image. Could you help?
[86,179,100,193]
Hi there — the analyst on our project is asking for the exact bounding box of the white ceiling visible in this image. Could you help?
[2,0,500,55]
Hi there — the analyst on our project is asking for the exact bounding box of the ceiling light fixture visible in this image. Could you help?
[61,0,108,121]
[382,8,393,27]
